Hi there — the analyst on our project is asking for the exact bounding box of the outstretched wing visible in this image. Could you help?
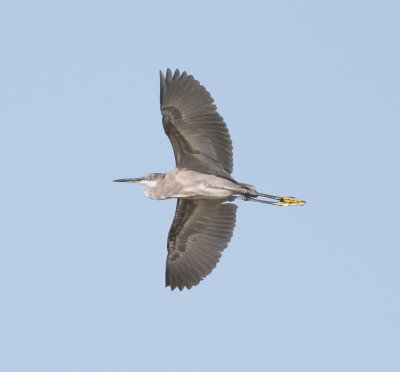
[160,68,233,179]
[166,199,237,290]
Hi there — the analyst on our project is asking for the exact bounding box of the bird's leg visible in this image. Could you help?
[256,193,282,200]
[251,193,307,206]
[235,195,276,205]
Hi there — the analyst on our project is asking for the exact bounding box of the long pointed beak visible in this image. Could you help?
[113,177,143,183]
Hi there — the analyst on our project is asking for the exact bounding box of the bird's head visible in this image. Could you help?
[113,173,165,187]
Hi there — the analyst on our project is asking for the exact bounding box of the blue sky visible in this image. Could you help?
[1,1,399,371]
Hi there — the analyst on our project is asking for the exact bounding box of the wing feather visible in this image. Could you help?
[166,199,237,290]
[160,69,233,178]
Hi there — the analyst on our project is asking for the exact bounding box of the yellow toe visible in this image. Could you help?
[275,196,306,206]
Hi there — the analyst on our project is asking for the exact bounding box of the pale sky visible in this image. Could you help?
[1,1,399,371]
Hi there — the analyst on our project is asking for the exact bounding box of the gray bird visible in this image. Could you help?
[115,68,305,290]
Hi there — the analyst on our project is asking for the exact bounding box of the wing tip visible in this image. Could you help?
[165,282,198,291]
[166,68,173,80]
[159,69,165,81]
[173,68,180,80]
[165,268,201,291]
[162,68,188,82]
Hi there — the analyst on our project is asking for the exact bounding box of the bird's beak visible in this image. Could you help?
[113,177,143,183]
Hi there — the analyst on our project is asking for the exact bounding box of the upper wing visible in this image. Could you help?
[166,198,237,290]
[160,68,233,179]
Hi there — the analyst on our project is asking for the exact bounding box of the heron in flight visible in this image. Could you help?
[115,68,305,290]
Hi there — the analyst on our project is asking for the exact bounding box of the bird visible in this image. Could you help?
[114,68,306,290]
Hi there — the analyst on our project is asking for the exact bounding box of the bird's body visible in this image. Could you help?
[140,169,254,200]
[115,68,306,290]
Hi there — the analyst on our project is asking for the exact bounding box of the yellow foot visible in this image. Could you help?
[274,196,306,206]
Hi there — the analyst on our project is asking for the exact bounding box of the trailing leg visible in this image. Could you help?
[236,193,306,206]
[235,195,279,205]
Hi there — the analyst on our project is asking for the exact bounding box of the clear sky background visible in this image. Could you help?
[1,1,399,371]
